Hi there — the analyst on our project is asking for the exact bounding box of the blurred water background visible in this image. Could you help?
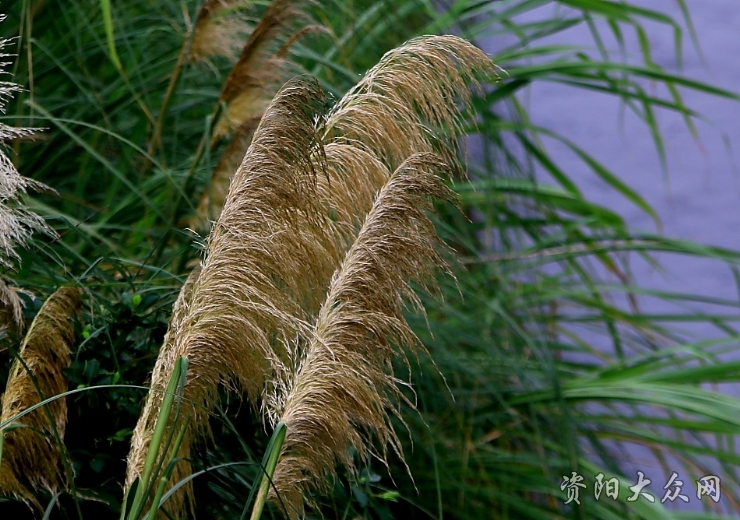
[479,0,740,347]
[477,1,740,511]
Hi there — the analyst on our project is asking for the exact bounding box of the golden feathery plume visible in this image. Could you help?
[262,37,496,515]
[313,35,496,251]
[0,287,81,501]
[268,153,457,518]
[214,0,317,140]
[126,77,339,518]
[323,34,497,172]
[0,279,25,341]
[193,0,321,230]
[191,0,252,62]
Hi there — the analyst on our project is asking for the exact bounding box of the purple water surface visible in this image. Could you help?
[477,1,740,513]
[517,0,740,332]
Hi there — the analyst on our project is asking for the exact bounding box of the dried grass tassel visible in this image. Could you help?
[0,287,81,504]
[126,77,336,518]
[191,0,252,62]
[193,0,322,230]
[267,154,456,518]
[0,280,25,341]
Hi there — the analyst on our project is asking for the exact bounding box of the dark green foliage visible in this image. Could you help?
[63,290,171,512]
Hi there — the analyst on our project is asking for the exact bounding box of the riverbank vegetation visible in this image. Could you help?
[1,1,740,518]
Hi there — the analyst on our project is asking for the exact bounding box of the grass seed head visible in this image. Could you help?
[323,34,498,173]
[268,154,456,518]
[127,77,337,517]
[0,279,25,340]
[0,287,81,498]
[0,30,57,270]
[191,0,252,62]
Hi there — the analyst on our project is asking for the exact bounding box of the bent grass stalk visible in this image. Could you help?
[125,356,188,520]
[248,421,287,520]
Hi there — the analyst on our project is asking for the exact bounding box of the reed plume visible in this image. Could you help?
[0,287,81,502]
[267,153,456,518]
[193,0,321,228]
[126,77,339,517]
[0,29,55,270]
[0,145,46,272]
[193,116,259,226]
[261,35,495,516]
[322,34,496,172]
[0,279,25,340]
[313,35,495,250]
[128,34,495,517]
[191,0,251,62]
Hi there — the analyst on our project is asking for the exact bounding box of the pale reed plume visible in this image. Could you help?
[0,148,46,271]
[0,26,56,270]
[0,287,81,503]
[268,153,457,519]
[193,0,321,230]
[126,78,339,517]
[191,0,252,62]
[315,142,392,246]
[0,279,25,340]
[323,34,497,172]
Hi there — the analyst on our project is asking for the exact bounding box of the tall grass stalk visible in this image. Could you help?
[124,356,188,520]
[248,421,286,520]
